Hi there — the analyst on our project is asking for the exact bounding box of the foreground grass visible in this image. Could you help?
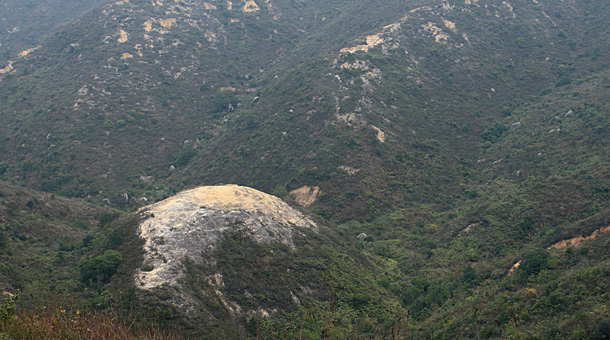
[0,292,179,340]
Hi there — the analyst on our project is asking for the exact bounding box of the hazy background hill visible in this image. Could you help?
[0,0,610,338]
[0,0,107,60]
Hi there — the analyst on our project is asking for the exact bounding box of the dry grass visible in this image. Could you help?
[0,292,180,340]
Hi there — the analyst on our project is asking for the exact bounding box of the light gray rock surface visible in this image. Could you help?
[134,184,317,290]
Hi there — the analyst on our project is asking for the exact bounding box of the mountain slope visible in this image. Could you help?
[0,0,107,60]
[1,0,610,338]
[0,180,111,296]
[2,0,609,220]
[97,185,406,338]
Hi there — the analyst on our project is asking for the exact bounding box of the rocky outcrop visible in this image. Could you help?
[289,186,320,207]
[135,185,317,290]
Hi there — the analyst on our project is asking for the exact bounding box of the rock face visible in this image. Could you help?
[135,185,317,290]
[289,186,320,207]
[510,122,521,130]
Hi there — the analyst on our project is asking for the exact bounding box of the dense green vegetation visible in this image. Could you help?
[1,0,610,338]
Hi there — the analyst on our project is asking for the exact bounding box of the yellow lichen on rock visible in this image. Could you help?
[118,29,129,43]
[289,186,320,207]
[371,126,386,143]
[121,53,134,59]
[340,34,385,53]
[18,46,40,58]
[423,22,449,43]
[0,61,13,74]
[366,34,383,46]
[443,19,457,32]
[243,0,260,12]
[159,18,177,29]
[143,20,153,32]
[508,260,521,275]
[204,2,217,9]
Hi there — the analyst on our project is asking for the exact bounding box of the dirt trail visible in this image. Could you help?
[509,225,610,275]
[547,225,610,249]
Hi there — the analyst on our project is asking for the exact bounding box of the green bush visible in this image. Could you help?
[79,250,123,285]
[482,122,509,142]
[174,147,196,167]
[0,292,17,323]
[519,248,550,281]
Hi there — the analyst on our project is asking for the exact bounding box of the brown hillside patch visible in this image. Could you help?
[548,225,610,249]
[289,186,320,207]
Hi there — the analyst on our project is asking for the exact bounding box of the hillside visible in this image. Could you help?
[1,0,608,218]
[0,180,111,297]
[0,0,610,338]
[0,0,107,60]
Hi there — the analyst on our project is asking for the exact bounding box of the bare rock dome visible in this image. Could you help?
[135,185,317,290]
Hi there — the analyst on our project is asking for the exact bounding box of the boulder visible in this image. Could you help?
[139,176,155,183]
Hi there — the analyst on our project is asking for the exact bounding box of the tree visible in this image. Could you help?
[80,250,123,285]
[518,248,550,281]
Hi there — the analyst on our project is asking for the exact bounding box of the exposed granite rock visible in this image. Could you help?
[139,175,155,183]
[289,186,320,207]
[135,185,317,290]
[338,165,360,175]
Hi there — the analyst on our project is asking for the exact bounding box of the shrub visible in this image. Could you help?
[518,248,550,281]
[80,250,123,285]
[482,122,509,142]
[0,292,17,323]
